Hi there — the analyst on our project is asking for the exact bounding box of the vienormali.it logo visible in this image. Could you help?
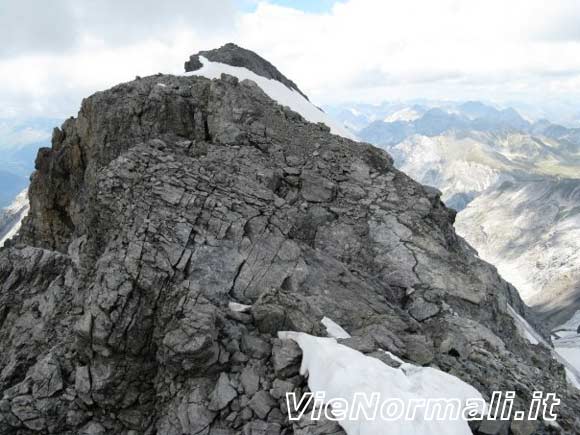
[285,391,560,422]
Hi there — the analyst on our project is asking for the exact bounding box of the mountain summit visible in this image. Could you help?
[185,42,308,100]
[0,45,578,434]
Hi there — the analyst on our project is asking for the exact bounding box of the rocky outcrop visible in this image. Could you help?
[0,46,579,434]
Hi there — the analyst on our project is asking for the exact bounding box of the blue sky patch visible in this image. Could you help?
[236,0,345,14]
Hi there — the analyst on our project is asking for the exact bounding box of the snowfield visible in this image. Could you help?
[507,305,580,389]
[186,56,356,140]
[0,190,29,248]
[552,310,580,390]
[384,107,423,123]
[279,331,486,435]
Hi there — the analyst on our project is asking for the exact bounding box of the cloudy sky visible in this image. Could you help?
[2,0,580,119]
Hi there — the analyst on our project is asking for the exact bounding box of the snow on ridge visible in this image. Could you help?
[4,190,28,214]
[552,310,580,391]
[384,107,422,123]
[228,302,252,313]
[185,57,356,140]
[278,331,486,435]
[507,305,540,345]
[0,190,29,248]
[554,310,580,336]
[507,305,580,389]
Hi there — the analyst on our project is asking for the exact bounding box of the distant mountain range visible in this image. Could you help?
[0,117,60,208]
[358,102,580,150]
[0,190,29,248]
[328,100,580,332]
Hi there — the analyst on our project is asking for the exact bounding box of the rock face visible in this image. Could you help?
[0,45,579,434]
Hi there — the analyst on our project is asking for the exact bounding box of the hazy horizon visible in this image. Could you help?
[2,0,580,125]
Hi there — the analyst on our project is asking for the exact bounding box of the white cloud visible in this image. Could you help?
[0,0,236,57]
[2,0,580,118]
[235,0,580,105]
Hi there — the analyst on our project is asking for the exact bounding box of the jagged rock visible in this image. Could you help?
[272,340,302,378]
[408,296,440,322]
[338,335,376,353]
[79,421,107,435]
[292,411,346,435]
[11,396,45,430]
[510,419,537,435]
[240,366,261,396]
[404,334,435,365]
[243,421,282,435]
[210,428,237,435]
[300,171,336,203]
[361,323,407,355]
[242,334,272,359]
[438,332,471,358]
[209,373,238,411]
[30,353,63,399]
[478,418,510,435]
[0,43,578,434]
[248,390,277,419]
[270,379,295,399]
[267,407,286,425]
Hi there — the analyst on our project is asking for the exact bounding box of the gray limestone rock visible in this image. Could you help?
[404,334,435,365]
[478,418,510,435]
[240,366,261,397]
[209,373,238,411]
[408,296,440,322]
[0,44,578,434]
[248,390,276,419]
[272,340,302,378]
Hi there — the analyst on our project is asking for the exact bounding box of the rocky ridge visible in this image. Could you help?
[0,44,579,434]
[185,42,308,100]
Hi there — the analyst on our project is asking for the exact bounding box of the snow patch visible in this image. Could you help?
[552,312,580,390]
[384,107,422,123]
[554,310,580,337]
[321,317,351,339]
[279,331,485,435]
[185,57,356,140]
[507,305,540,345]
[228,302,252,313]
[566,368,580,390]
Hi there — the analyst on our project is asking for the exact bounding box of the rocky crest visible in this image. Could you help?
[185,43,309,100]
[0,45,579,434]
